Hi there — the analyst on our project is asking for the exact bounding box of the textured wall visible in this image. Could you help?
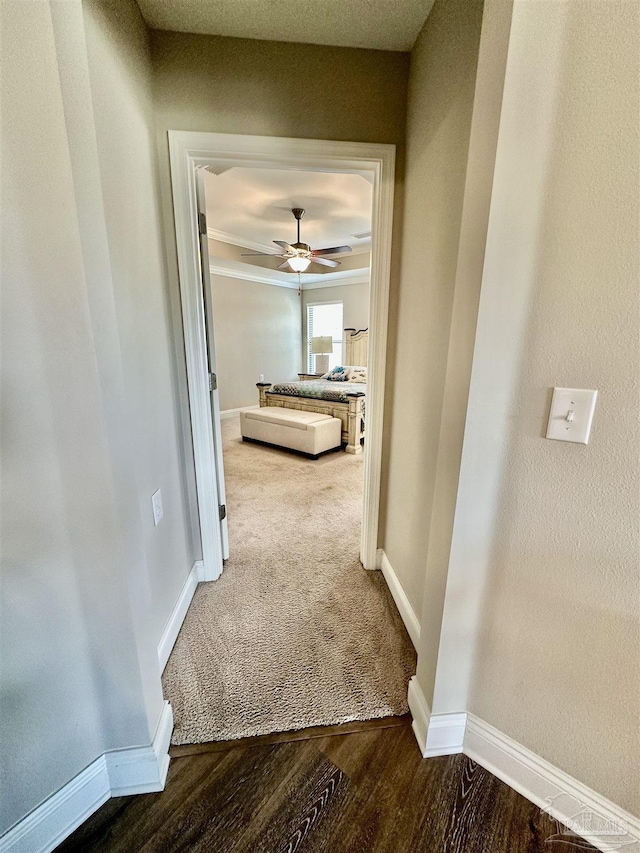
[150,32,409,144]
[211,276,301,411]
[380,0,484,617]
[444,0,639,814]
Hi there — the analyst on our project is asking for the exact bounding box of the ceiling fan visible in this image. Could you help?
[241,208,352,273]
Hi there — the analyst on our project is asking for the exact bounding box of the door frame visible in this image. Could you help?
[168,131,395,580]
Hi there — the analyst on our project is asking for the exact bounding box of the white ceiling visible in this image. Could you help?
[203,167,372,254]
[138,0,435,52]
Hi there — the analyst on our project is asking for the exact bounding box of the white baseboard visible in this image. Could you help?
[425,711,467,758]
[407,676,430,755]
[376,549,420,649]
[0,757,110,853]
[407,677,466,758]
[0,703,174,853]
[405,682,639,852]
[106,701,173,796]
[158,561,203,672]
[464,715,640,853]
[220,405,259,419]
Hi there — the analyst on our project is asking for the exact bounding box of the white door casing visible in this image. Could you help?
[168,131,395,578]
[195,172,230,560]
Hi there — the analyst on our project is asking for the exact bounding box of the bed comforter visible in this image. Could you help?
[267,379,366,417]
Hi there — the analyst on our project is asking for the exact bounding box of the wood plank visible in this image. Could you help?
[133,745,310,853]
[226,745,349,853]
[307,725,424,853]
[56,726,597,853]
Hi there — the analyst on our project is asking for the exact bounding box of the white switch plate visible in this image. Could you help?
[259,373,265,382]
[151,488,163,526]
[546,387,597,444]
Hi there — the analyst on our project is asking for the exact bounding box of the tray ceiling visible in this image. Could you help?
[203,167,372,255]
[138,0,435,52]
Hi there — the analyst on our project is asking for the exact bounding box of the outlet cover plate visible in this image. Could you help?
[152,488,163,526]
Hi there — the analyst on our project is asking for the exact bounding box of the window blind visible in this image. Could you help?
[307,302,344,373]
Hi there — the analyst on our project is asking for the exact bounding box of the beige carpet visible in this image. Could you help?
[163,414,416,745]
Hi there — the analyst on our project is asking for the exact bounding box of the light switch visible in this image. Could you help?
[152,488,163,526]
[546,388,597,444]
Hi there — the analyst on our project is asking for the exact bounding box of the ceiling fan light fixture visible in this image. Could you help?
[287,256,311,273]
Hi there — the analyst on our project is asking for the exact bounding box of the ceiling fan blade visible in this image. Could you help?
[310,256,340,268]
[273,240,296,252]
[312,245,352,256]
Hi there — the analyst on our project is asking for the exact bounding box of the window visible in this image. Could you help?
[307,301,343,373]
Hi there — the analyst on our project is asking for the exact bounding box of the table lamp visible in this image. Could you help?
[310,336,333,375]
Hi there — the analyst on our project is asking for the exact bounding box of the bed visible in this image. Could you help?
[256,328,368,454]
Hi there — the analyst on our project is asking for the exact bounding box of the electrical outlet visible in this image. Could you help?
[152,488,163,526]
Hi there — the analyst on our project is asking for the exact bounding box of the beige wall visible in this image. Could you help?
[415,0,513,705]
[440,0,639,813]
[386,0,639,817]
[83,0,196,643]
[150,31,409,555]
[150,31,409,144]
[301,282,370,370]
[211,276,301,411]
[399,0,639,815]
[380,0,484,617]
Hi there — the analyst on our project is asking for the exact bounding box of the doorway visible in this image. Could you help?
[168,132,396,581]
[201,164,372,574]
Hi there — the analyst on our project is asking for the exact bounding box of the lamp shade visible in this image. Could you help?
[310,336,333,354]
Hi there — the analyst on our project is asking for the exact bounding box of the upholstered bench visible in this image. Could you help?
[240,408,342,459]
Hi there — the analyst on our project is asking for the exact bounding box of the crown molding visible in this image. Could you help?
[207,227,275,256]
[301,272,369,290]
[209,260,369,291]
[209,261,299,289]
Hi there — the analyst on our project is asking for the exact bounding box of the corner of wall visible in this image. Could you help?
[0,702,174,853]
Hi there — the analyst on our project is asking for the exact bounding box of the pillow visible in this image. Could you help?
[323,366,350,382]
[347,366,367,384]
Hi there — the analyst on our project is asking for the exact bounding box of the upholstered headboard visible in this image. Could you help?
[344,328,368,368]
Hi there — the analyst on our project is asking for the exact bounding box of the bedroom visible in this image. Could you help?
[205,166,372,452]
[160,163,415,746]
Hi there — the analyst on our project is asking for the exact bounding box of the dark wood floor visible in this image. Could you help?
[56,718,592,853]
